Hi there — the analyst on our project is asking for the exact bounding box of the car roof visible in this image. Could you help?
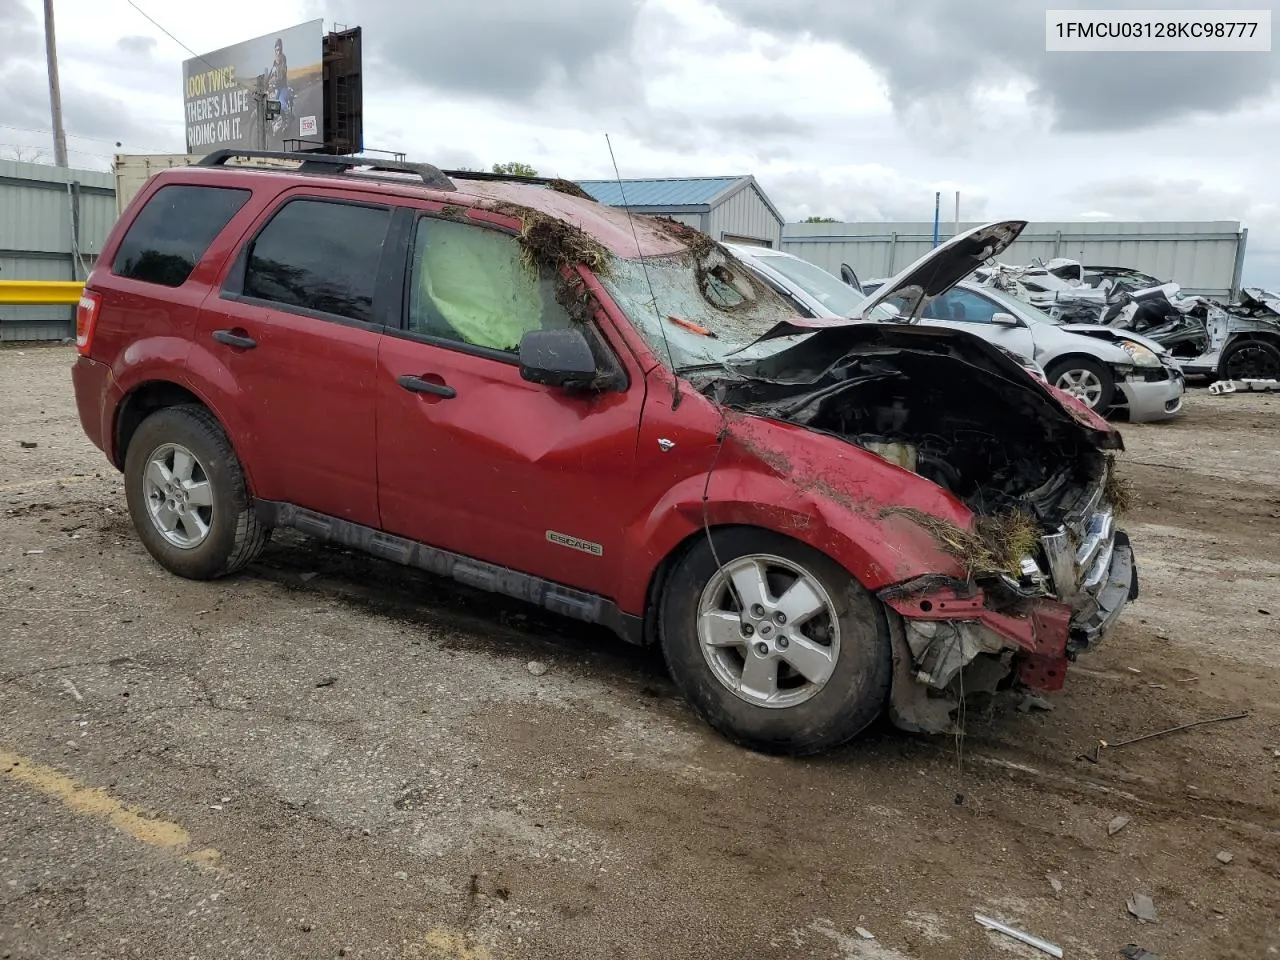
[159,162,690,262]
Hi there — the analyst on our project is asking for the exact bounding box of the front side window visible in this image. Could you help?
[922,289,1001,323]
[112,184,251,287]
[983,286,1055,325]
[242,198,391,324]
[406,217,573,354]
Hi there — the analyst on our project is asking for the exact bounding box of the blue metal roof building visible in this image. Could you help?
[575,175,784,249]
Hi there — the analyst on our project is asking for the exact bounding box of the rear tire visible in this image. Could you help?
[1047,356,1116,412]
[123,404,269,580]
[659,528,892,756]
[1220,337,1280,381]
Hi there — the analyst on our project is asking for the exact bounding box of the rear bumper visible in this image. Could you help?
[71,355,112,459]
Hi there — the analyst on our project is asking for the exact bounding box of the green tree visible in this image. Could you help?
[803,216,838,223]
[492,161,539,177]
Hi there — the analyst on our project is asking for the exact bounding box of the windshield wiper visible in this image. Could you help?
[674,361,730,374]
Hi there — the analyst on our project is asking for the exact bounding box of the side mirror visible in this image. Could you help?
[840,263,862,294]
[518,327,601,390]
[991,312,1020,326]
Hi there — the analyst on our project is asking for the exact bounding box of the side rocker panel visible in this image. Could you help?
[254,500,645,645]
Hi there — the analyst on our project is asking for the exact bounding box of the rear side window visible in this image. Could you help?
[242,199,391,324]
[112,184,250,287]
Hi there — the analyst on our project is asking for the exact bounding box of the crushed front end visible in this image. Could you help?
[876,455,1139,733]
[704,319,1142,735]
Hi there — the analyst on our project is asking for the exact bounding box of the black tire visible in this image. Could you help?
[1046,356,1116,412]
[659,528,892,756]
[1220,337,1280,381]
[123,404,269,580]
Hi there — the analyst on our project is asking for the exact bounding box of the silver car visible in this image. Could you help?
[724,243,1185,423]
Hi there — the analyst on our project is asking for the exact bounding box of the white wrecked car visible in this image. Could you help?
[723,244,1185,423]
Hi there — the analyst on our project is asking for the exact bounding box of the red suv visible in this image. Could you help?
[72,151,1139,755]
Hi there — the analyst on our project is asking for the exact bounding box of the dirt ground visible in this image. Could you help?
[1,344,1277,960]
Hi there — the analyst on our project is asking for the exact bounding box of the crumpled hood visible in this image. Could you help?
[1058,323,1172,357]
[720,316,1123,448]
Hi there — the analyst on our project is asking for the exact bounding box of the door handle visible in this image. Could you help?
[212,329,257,349]
[397,374,456,399]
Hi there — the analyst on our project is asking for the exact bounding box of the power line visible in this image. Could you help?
[0,143,114,163]
[124,0,270,151]
[124,0,219,71]
[0,122,176,154]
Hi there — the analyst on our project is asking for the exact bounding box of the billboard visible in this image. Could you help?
[321,26,364,155]
[183,19,325,154]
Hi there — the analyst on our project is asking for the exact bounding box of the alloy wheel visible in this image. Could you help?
[1055,368,1104,407]
[142,442,214,549]
[696,553,841,709]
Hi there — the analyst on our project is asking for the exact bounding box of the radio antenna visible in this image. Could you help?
[605,133,681,409]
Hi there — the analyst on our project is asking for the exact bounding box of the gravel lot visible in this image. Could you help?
[2,344,1278,960]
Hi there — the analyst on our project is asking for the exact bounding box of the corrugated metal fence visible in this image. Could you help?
[781,220,1248,299]
[0,160,116,341]
[0,162,1252,340]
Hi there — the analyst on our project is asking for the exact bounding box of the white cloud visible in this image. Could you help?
[2,0,1275,286]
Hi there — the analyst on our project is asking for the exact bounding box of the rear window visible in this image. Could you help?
[241,199,391,324]
[112,184,251,287]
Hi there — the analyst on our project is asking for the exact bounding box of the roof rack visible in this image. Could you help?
[196,150,457,192]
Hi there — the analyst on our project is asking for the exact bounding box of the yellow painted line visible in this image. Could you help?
[0,749,221,867]
[0,475,109,494]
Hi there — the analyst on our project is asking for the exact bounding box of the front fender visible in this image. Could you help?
[616,413,974,614]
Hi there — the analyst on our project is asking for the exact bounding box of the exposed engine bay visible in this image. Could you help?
[705,329,1112,531]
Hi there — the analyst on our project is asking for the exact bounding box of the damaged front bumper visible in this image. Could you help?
[876,469,1140,733]
[1114,362,1185,422]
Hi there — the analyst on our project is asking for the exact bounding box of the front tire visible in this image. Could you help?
[1047,356,1116,412]
[659,528,892,756]
[123,404,269,580]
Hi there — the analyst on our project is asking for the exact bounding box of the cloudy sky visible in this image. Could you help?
[2,0,1277,283]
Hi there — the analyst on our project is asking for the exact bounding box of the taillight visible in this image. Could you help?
[75,290,102,356]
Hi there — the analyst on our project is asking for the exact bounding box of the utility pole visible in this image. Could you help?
[42,0,69,167]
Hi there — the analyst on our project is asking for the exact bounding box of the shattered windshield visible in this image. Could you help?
[598,251,814,369]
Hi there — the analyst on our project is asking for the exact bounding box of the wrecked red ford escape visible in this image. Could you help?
[71,151,1139,755]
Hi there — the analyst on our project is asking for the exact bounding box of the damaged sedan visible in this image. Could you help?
[73,155,1139,756]
[724,243,1184,422]
[975,258,1280,381]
